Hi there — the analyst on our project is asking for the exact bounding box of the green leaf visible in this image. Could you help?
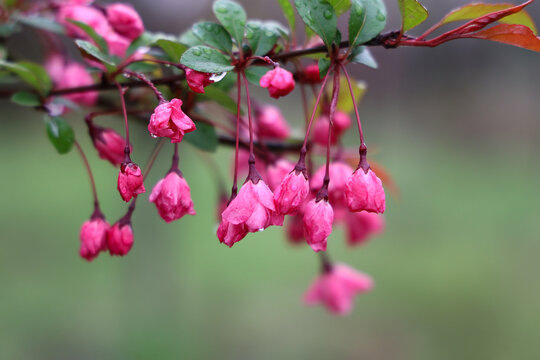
[246,21,279,56]
[67,19,109,53]
[15,15,65,34]
[349,0,387,48]
[184,120,218,152]
[75,40,116,67]
[192,22,233,53]
[155,39,187,62]
[349,46,378,68]
[180,45,234,73]
[18,62,52,94]
[213,0,247,48]
[244,66,269,85]
[336,76,366,113]
[328,0,351,16]
[0,60,52,95]
[397,0,428,32]
[277,0,296,32]
[45,116,75,154]
[197,86,238,114]
[179,30,204,47]
[318,57,330,78]
[295,0,337,50]
[126,32,156,56]
[11,91,41,107]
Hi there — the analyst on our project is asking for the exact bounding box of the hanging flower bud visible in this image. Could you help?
[266,158,294,191]
[104,31,130,58]
[303,263,374,315]
[311,162,354,206]
[303,198,334,252]
[46,56,98,107]
[106,3,144,40]
[79,212,109,261]
[107,222,134,256]
[117,162,145,202]
[303,64,322,83]
[274,169,310,215]
[345,168,385,213]
[344,211,384,246]
[259,66,295,99]
[149,171,196,222]
[89,126,128,166]
[221,180,284,237]
[313,111,352,146]
[256,105,290,139]
[217,219,248,248]
[185,69,214,94]
[148,98,196,143]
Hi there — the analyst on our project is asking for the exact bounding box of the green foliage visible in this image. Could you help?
[246,21,279,56]
[348,0,387,48]
[14,15,65,34]
[328,0,351,16]
[155,39,188,62]
[192,22,233,53]
[44,116,75,154]
[295,0,337,50]
[397,0,428,32]
[0,60,52,95]
[318,57,331,78]
[75,40,116,68]
[11,91,41,107]
[349,46,378,68]
[244,66,269,86]
[276,0,296,32]
[184,120,218,152]
[67,20,109,53]
[213,0,247,48]
[197,86,238,114]
[181,46,234,73]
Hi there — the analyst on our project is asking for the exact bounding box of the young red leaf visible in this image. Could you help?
[466,23,540,52]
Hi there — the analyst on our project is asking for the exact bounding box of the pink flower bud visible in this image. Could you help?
[303,198,334,252]
[259,66,295,99]
[303,64,321,83]
[117,162,145,202]
[266,158,294,191]
[106,3,144,40]
[345,168,385,213]
[256,105,290,139]
[79,216,109,261]
[303,263,373,315]
[313,111,352,146]
[185,69,214,93]
[274,170,310,215]
[344,211,384,246]
[311,162,354,205]
[148,99,196,143]
[217,219,248,248]
[104,32,130,58]
[221,180,284,235]
[149,172,196,222]
[57,5,111,38]
[90,127,128,166]
[106,222,133,256]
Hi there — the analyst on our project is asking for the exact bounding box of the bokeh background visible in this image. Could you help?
[2,0,540,359]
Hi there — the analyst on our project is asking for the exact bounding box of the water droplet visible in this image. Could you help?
[258,228,265,232]
[205,23,213,31]
[264,30,273,37]
[216,6,228,13]
[246,32,253,39]
[209,72,227,82]
[355,7,364,17]
[203,47,211,54]
[192,48,202,56]
[376,11,386,21]
[150,134,157,138]
[323,10,333,20]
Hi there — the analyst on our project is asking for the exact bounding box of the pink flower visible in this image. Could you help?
[46,56,98,107]
[344,211,384,246]
[311,162,354,206]
[149,171,196,222]
[106,222,133,256]
[217,219,248,248]
[313,111,352,146]
[256,105,290,139]
[221,180,284,234]
[303,64,321,83]
[266,158,294,191]
[274,169,310,215]
[303,263,374,315]
[106,3,144,40]
[104,32,131,58]
[259,66,295,99]
[285,214,305,244]
[185,69,214,93]
[148,99,196,143]
[57,5,111,38]
[303,198,334,252]
[117,162,145,202]
[91,127,128,166]
[79,215,109,261]
[345,168,385,213]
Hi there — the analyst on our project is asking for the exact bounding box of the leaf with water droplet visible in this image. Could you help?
[348,45,378,69]
[156,39,187,62]
[213,0,246,49]
[295,0,337,50]
[348,0,387,48]
[181,45,234,73]
[397,0,428,32]
[246,20,281,56]
[44,115,74,154]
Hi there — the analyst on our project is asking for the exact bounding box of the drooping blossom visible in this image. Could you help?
[106,3,144,40]
[344,211,384,246]
[266,158,294,191]
[79,213,109,261]
[185,69,214,94]
[148,99,196,143]
[303,64,321,83]
[259,66,295,99]
[117,162,145,202]
[344,168,385,213]
[303,263,374,315]
[149,171,196,222]
[107,221,133,256]
[311,162,354,205]
[303,198,334,252]
[88,125,128,166]
[217,219,248,248]
[274,169,310,215]
[256,105,290,139]
[104,31,131,58]
[313,111,352,146]
[57,4,111,38]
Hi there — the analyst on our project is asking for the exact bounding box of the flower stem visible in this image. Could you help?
[142,138,166,182]
[124,70,166,103]
[231,71,242,199]
[241,70,260,183]
[114,80,131,163]
[74,140,99,209]
[340,64,365,147]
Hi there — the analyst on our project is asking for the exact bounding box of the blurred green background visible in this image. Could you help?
[2,0,540,359]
